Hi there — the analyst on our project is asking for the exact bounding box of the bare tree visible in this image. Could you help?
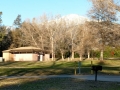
[82,22,98,59]
[75,25,85,61]
[66,22,79,60]
[55,19,69,60]
[74,23,93,61]
[88,0,119,60]
[21,20,39,47]
[21,14,63,61]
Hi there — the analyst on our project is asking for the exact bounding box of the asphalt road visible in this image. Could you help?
[0,75,120,82]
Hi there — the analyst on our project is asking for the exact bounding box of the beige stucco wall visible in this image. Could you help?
[13,53,38,61]
[3,52,11,61]
[2,48,50,61]
[44,54,50,61]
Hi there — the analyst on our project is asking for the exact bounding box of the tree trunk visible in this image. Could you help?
[71,38,74,60]
[51,36,54,61]
[79,54,82,61]
[71,51,74,60]
[41,36,44,50]
[100,49,103,60]
[61,52,64,60]
[87,50,90,59]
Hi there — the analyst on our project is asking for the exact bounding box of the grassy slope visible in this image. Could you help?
[0,60,120,76]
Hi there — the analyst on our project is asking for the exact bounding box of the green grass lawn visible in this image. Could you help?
[0,60,120,90]
[0,59,120,76]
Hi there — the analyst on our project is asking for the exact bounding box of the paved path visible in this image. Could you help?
[0,75,120,82]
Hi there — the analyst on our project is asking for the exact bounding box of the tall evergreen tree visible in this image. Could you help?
[10,14,24,48]
[0,12,2,25]
[13,14,22,28]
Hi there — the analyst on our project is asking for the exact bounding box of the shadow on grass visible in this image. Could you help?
[0,77,120,90]
[48,61,77,68]
[0,61,91,76]
[0,68,75,76]
[0,61,39,68]
[0,60,120,76]
[99,66,120,75]
[0,61,76,76]
[0,61,17,66]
